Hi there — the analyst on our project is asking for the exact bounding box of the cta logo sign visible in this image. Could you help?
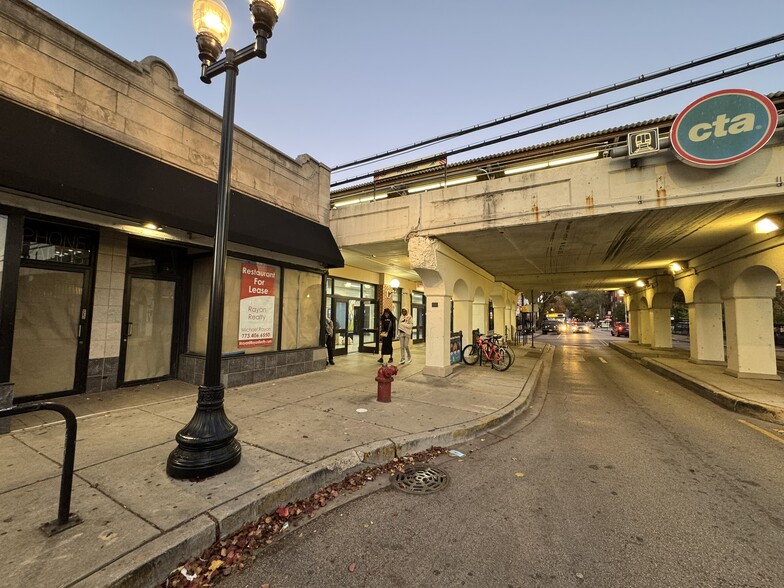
[670,89,777,168]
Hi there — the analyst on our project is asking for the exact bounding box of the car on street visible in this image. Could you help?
[572,322,590,334]
[611,322,629,336]
[541,320,563,334]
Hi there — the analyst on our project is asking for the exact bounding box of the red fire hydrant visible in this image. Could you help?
[376,364,398,402]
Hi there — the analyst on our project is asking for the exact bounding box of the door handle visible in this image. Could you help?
[127,322,133,337]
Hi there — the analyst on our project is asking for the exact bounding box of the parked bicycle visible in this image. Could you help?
[462,332,513,371]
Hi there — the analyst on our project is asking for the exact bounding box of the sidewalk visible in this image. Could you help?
[608,339,784,424]
[1,343,546,588]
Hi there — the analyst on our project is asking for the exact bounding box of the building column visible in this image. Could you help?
[453,299,472,348]
[628,308,640,342]
[724,297,779,379]
[472,301,488,335]
[688,302,725,365]
[650,306,673,349]
[423,293,453,377]
[638,307,653,345]
[494,302,510,339]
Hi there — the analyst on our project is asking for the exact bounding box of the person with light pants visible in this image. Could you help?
[397,308,413,365]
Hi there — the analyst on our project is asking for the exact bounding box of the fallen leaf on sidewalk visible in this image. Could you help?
[515,472,525,478]
[348,563,357,572]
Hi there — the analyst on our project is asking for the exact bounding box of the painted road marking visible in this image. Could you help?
[738,419,784,446]
[598,357,607,364]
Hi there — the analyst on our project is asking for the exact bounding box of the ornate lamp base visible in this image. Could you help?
[166,384,242,479]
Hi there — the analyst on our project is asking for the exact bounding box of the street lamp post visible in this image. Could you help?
[167,0,286,480]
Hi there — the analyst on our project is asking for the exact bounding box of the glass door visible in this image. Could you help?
[120,277,176,383]
[347,299,362,353]
[333,299,349,356]
[412,292,426,343]
[11,267,88,398]
[359,300,378,353]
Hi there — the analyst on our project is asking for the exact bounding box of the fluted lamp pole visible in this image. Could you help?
[167,0,286,480]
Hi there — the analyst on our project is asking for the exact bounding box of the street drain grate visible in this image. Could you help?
[391,465,450,494]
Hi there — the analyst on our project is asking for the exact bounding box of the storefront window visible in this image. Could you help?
[392,287,401,319]
[188,256,281,354]
[21,219,92,266]
[333,280,362,298]
[281,269,323,350]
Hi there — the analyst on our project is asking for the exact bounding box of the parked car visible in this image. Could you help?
[611,322,629,337]
[572,322,590,334]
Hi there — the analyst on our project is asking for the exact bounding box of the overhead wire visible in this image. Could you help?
[330,52,784,189]
[330,32,784,175]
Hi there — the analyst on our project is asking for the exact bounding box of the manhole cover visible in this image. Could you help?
[390,465,450,494]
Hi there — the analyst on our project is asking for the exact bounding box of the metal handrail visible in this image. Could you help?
[1,401,83,536]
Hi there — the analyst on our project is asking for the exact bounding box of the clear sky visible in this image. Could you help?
[30,1,784,187]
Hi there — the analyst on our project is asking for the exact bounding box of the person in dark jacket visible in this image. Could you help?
[324,316,335,365]
[377,308,396,364]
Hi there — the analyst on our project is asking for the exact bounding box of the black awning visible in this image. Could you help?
[0,97,343,268]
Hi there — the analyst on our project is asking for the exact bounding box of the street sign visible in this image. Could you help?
[628,128,660,158]
[670,89,777,168]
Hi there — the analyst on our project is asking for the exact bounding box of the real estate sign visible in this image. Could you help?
[238,262,276,347]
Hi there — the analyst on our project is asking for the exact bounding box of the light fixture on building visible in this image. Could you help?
[407,176,477,194]
[617,289,625,296]
[754,215,781,234]
[635,279,646,288]
[390,278,400,289]
[167,0,286,481]
[669,261,687,273]
[333,193,388,208]
[142,222,163,231]
[504,151,599,176]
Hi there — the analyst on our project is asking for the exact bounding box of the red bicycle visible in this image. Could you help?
[461,333,512,371]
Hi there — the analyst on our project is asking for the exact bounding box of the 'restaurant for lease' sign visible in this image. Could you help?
[238,262,276,347]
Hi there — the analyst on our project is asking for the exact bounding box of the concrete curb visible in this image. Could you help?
[76,349,548,588]
[393,354,545,456]
[641,358,784,425]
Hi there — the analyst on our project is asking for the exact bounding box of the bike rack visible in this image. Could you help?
[1,402,83,536]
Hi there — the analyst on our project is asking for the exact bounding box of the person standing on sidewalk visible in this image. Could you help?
[378,308,396,364]
[324,315,335,365]
[397,308,413,365]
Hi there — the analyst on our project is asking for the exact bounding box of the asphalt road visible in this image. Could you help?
[219,332,784,588]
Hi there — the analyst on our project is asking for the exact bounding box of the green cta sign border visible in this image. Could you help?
[670,89,778,168]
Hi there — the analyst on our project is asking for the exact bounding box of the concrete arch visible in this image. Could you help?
[693,279,721,304]
[407,236,500,377]
[727,265,779,299]
[453,279,470,301]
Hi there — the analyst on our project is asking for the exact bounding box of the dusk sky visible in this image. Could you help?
[30,1,784,187]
